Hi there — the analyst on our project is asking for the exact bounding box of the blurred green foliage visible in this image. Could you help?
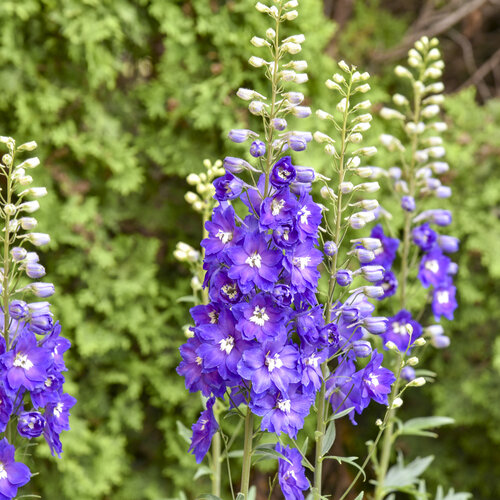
[0,0,497,498]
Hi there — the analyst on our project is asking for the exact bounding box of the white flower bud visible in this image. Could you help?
[20,187,47,198]
[413,337,426,346]
[265,28,276,39]
[351,71,361,82]
[352,122,370,133]
[380,134,404,151]
[427,146,446,158]
[337,98,348,113]
[191,276,202,291]
[186,173,201,185]
[349,133,363,143]
[405,122,425,135]
[333,73,345,84]
[320,186,336,199]
[19,176,33,186]
[393,93,408,106]
[293,73,308,84]
[17,157,40,169]
[354,146,377,157]
[2,154,12,166]
[338,60,349,72]
[313,131,334,144]
[251,36,270,48]
[19,201,40,213]
[284,0,299,8]
[429,121,448,132]
[408,56,420,68]
[426,82,445,93]
[324,144,337,156]
[380,107,405,120]
[316,109,333,120]
[280,70,296,81]
[346,156,361,168]
[325,79,342,92]
[408,377,426,387]
[424,67,442,79]
[391,397,403,409]
[283,34,305,44]
[376,419,383,427]
[16,141,37,152]
[236,88,266,101]
[185,191,199,204]
[283,9,298,20]
[407,357,419,366]
[249,56,267,67]
[352,199,379,211]
[192,201,204,212]
[422,104,440,118]
[355,83,370,93]
[355,167,375,178]
[408,48,421,60]
[340,182,354,193]
[249,100,266,115]
[352,100,371,111]
[395,65,413,79]
[423,94,444,105]
[20,217,37,230]
[282,42,301,54]
[27,232,50,246]
[385,341,398,351]
[414,150,429,163]
[255,2,270,13]
[4,204,16,216]
[287,60,307,71]
[356,182,380,193]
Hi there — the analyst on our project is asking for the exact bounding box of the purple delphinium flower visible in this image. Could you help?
[232,293,288,343]
[190,303,220,327]
[251,384,313,438]
[432,285,457,321]
[45,393,76,435]
[260,189,298,231]
[300,346,327,394]
[270,156,296,188]
[197,309,252,382]
[369,224,399,269]
[0,438,31,499]
[382,310,422,352]
[283,242,322,294]
[375,269,398,300]
[17,412,46,438]
[238,341,300,394]
[357,350,396,408]
[418,247,451,288]
[26,302,53,336]
[201,205,243,259]
[213,173,244,201]
[276,443,309,500]
[294,305,325,345]
[0,386,13,433]
[227,232,282,293]
[412,223,437,252]
[188,397,219,464]
[295,191,322,241]
[208,269,243,305]
[1,332,51,392]
[176,336,226,398]
[8,301,28,321]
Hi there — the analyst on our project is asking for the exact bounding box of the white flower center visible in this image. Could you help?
[436,290,449,304]
[368,373,379,387]
[195,356,203,366]
[200,418,208,431]
[54,402,64,418]
[0,463,6,480]
[245,252,262,269]
[271,198,286,216]
[265,353,283,372]
[305,355,319,368]
[425,259,440,274]
[219,336,234,355]
[250,306,269,326]
[216,229,233,244]
[293,256,311,270]
[284,470,297,481]
[278,168,291,180]
[277,398,291,413]
[13,353,33,370]
[392,321,408,336]
[45,378,53,388]
[208,310,219,324]
[222,284,238,299]
[298,206,311,225]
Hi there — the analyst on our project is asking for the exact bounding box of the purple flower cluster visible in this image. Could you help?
[178,152,396,465]
[414,223,458,322]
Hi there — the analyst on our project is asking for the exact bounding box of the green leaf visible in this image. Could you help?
[248,486,257,500]
[253,448,292,464]
[176,420,192,445]
[398,416,454,438]
[236,494,244,500]
[383,455,434,490]
[197,495,223,500]
[176,295,197,303]
[323,456,366,480]
[353,493,364,500]
[328,406,355,421]
[321,421,336,456]
[193,466,212,480]
[436,485,473,500]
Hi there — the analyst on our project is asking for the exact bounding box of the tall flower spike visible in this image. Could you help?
[0,137,74,496]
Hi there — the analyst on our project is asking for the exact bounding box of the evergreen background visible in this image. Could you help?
[0,0,498,498]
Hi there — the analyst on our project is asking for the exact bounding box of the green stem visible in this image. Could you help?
[314,76,352,500]
[240,407,254,498]
[211,431,221,497]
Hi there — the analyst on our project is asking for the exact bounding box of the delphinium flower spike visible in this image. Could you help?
[0,136,74,499]
[367,37,459,500]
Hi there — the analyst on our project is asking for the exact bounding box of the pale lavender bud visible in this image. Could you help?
[11,247,27,261]
[363,317,388,334]
[359,265,385,282]
[25,252,40,263]
[272,118,287,131]
[284,92,304,104]
[289,135,307,151]
[431,335,450,349]
[351,238,382,251]
[336,270,353,287]
[26,263,46,279]
[324,241,337,256]
[291,106,311,118]
[27,233,50,247]
[436,186,451,198]
[249,141,266,158]
[223,157,255,174]
[9,300,29,319]
[352,340,372,357]
[401,366,416,381]
[19,217,38,230]
[249,101,266,115]
[351,248,375,263]
[295,166,315,182]
[30,282,55,298]
[228,129,257,143]
[438,235,459,253]
[401,196,415,212]
[356,286,385,298]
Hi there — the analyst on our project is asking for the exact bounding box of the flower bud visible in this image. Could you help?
[394,65,413,79]
[338,60,349,72]
[19,201,40,213]
[336,269,353,287]
[337,98,347,113]
[393,93,408,106]
[249,100,266,115]
[354,83,370,93]
[401,366,416,381]
[228,129,257,143]
[272,118,287,131]
[249,56,267,68]
[255,2,270,13]
[283,10,298,20]
[186,173,200,185]
[251,36,270,48]
[17,157,40,169]
[380,107,405,120]
[325,79,342,91]
[324,241,337,256]
[407,357,419,366]
[17,141,38,152]
[413,337,426,347]
[348,133,363,143]
[391,398,403,409]
[29,282,55,298]
[385,341,398,351]
[3,204,16,216]
[184,192,199,204]
[11,247,27,261]
[407,377,426,387]
[26,262,46,279]
[20,187,48,198]
[282,42,301,54]
[352,340,372,358]
[27,233,50,247]
[249,141,266,158]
